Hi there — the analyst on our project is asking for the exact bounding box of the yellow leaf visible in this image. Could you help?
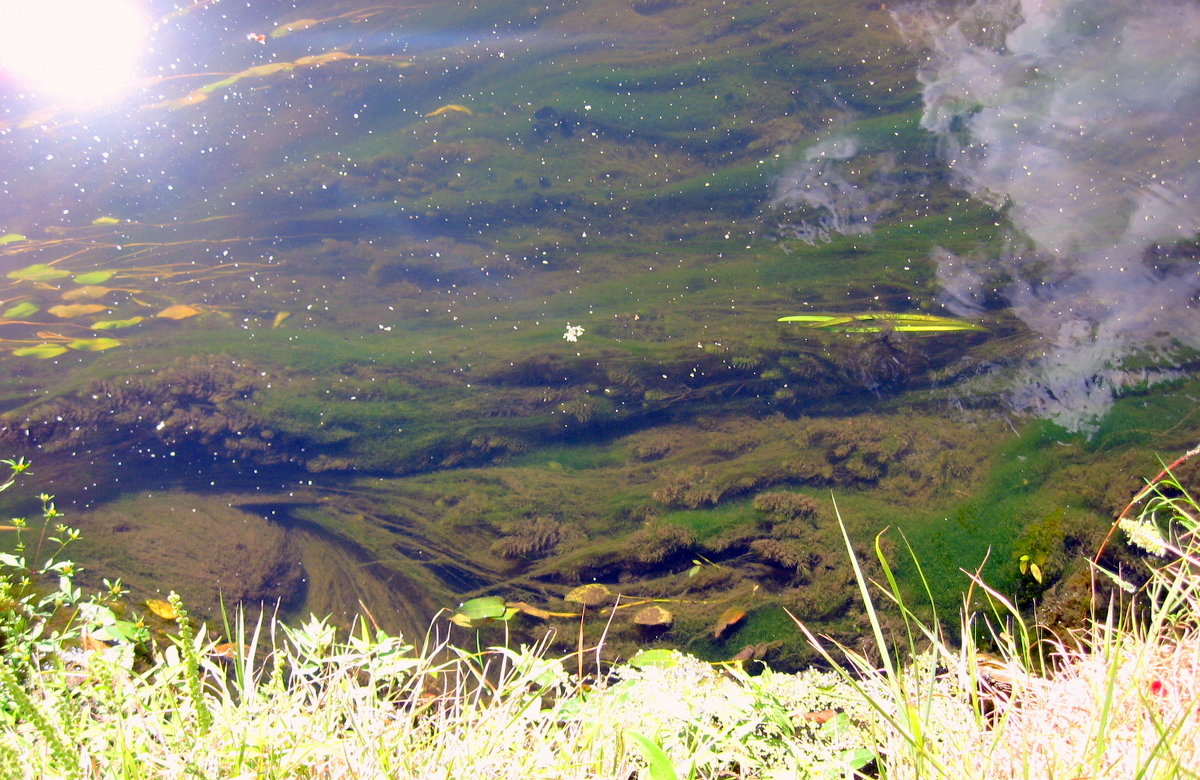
[62,286,115,301]
[272,311,291,328]
[91,216,122,226]
[243,62,295,78]
[271,18,319,37]
[157,304,201,320]
[47,303,108,318]
[144,598,177,620]
[425,104,473,117]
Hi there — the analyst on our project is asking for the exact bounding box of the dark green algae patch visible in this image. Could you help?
[0,0,1195,668]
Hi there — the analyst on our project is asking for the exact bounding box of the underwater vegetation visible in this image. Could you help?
[0,0,1194,662]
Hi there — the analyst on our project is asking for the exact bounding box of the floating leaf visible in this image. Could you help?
[778,312,986,333]
[144,598,178,620]
[3,302,39,318]
[0,233,26,245]
[628,648,681,669]
[157,304,201,320]
[73,270,116,285]
[48,303,107,318]
[243,62,295,78]
[272,311,291,328]
[565,583,612,606]
[449,595,517,628]
[62,286,115,301]
[426,104,473,117]
[271,18,319,37]
[7,263,70,282]
[712,607,746,639]
[91,216,121,226]
[92,316,145,330]
[633,605,673,626]
[67,337,122,351]
[201,75,242,93]
[12,343,68,358]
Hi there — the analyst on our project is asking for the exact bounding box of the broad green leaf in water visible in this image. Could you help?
[67,337,122,351]
[450,595,517,627]
[7,263,70,282]
[628,648,681,669]
[12,343,69,358]
[0,233,26,245]
[2,302,39,318]
[91,216,121,226]
[73,270,115,285]
[91,316,145,330]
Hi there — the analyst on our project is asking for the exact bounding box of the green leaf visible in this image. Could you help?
[0,233,27,245]
[2,302,39,318]
[625,732,680,780]
[73,270,115,285]
[1030,562,1043,583]
[778,311,986,333]
[67,337,122,351]
[12,343,69,358]
[834,747,876,772]
[91,316,145,330]
[7,263,70,282]
[91,216,121,226]
[449,595,516,627]
[628,648,680,669]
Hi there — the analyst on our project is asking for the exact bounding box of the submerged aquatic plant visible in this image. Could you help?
[778,311,986,333]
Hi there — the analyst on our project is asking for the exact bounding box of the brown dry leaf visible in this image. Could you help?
[712,606,746,639]
[157,304,201,320]
[209,642,247,659]
[564,583,613,606]
[47,303,107,318]
[802,709,838,724]
[633,605,673,626]
[144,598,178,620]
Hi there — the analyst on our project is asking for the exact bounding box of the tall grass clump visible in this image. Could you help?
[2,449,1198,778]
[795,447,1200,778]
[0,458,880,778]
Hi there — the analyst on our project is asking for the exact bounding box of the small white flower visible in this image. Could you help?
[563,323,585,343]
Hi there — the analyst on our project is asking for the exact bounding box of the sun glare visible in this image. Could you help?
[0,0,149,105]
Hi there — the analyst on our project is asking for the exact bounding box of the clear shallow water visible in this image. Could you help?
[0,0,1196,666]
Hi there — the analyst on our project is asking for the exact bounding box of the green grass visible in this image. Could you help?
[4,451,1198,778]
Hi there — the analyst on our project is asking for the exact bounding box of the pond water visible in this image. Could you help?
[0,0,1197,667]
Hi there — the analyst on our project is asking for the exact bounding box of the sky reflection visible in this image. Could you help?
[898,0,1200,431]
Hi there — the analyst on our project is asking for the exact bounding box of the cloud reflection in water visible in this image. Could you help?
[897,0,1200,431]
